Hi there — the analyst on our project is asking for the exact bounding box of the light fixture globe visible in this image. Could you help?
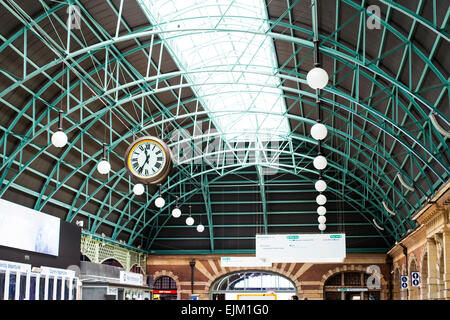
[97,159,111,175]
[172,207,182,218]
[155,197,165,208]
[318,216,326,224]
[315,180,327,192]
[196,224,205,232]
[306,67,329,89]
[318,223,327,231]
[310,123,328,141]
[317,206,327,215]
[51,131,68,148]
[316,194,327,205]
[133,183,145,196]
[313,155,327,170]
[186,216,194,226]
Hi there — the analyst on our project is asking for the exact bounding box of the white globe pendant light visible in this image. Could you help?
[315,180,327,192]
[186,216,194,226]
[172,207,181,218]
[310,123,328,141]
[133,183,145,196]
[154,184,165,208]
[172,196,181,218]
[313,155,327,170]
[52,131,68,148]
[318,216,326,224]
[306,67,329,89]
[97,160,111,174]
[316,194,327,205]
[317,206,327,216]
[155,197,165,208]
[51,110,68,148]
[318,223,326,231]
[186,206,194,225]
[196,224,205,232]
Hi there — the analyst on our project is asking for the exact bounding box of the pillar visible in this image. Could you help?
[427,238,439,300]
[442,231,450,300]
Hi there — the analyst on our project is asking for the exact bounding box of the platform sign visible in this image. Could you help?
[221,257,272,267]
[120,271,143,286]
[400,275,408,289]
[256,233,346,263]
[411,272,421,287]
[0,259,31,272]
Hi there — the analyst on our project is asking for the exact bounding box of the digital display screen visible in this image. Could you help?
[0,199,60,256]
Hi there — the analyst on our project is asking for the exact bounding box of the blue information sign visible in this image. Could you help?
[411,272,421,287]
[400,275,408,289]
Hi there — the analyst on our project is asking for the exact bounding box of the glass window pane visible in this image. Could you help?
[56,278,62,300]
[64,279,70,300]
[39,278,45,300]
[140,0,290,142]
[48,278,54,300]
[19,275,26,300]
[29,276,36,300]
[9,274,16,300]
[0,272,5,300]
[344,273,362,286]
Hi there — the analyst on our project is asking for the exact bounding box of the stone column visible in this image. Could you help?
[427,238,439,300]
[442,231,450,300]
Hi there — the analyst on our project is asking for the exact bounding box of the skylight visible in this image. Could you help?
[139,0,290,141]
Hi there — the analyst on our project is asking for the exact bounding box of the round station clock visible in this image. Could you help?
[123,136,172,184]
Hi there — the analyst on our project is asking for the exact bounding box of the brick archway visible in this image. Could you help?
[153,270,182,300]
[319,264,388,300]
[204,266,302,299]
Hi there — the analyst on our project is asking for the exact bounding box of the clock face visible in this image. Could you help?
[124,137,172,184]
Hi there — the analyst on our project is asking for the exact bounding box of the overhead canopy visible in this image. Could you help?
[0,0,448,254]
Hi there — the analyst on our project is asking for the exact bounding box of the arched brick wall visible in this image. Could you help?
[319,264,388,300]
[147,254,389,300]
[153,270,182,300]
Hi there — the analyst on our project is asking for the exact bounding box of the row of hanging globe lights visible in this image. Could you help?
[306,40,329,232]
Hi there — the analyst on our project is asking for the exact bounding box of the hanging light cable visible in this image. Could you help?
[97,143,111,174]
[51,109,68,148]
[172,195,182,218]
[186,205,194,226]
[155,184,165,208]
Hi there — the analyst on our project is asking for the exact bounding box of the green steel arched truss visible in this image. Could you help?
[0,0,448,253]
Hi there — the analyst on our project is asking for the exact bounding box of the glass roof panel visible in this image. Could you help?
[140,0,290,141]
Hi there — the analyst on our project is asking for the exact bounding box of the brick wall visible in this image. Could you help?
[147,253,390,300]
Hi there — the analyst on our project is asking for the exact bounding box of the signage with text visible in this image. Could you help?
[0,259,31,272]
[256,233,346,263]
[221,256,272,267]
[120,271,143,286]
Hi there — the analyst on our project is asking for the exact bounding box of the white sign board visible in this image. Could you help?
[256,233,346,263]
[237,294,277,300]
[221,257,272,267]
[120,271,143,286]
[0,259,31,272]
[0,199,60,256]
[41,266,75,278]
